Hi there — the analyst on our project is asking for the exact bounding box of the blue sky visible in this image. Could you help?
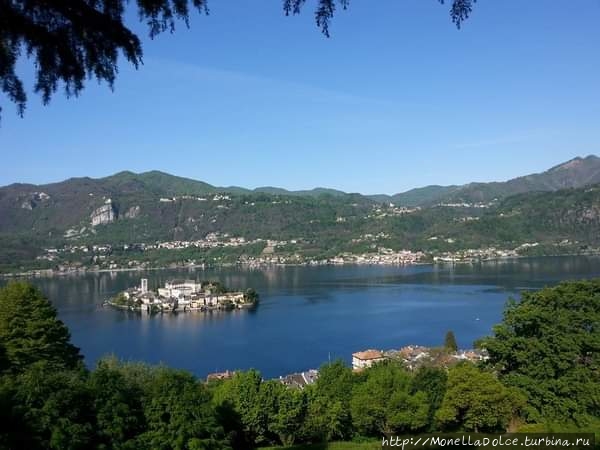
[1,0,599,194]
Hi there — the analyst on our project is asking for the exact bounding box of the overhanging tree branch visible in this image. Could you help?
[0,0,475,122]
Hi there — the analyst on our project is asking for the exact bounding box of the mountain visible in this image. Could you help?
[3,166,600,273]
[2,155,600,237]
[384,155,600,206]
[376,185,460,206]
[253,186,348,197]
[3,155,600,273]
[0,170,220,234]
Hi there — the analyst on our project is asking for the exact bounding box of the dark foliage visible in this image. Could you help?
[481,280,600,425]
[0,280,599,447]
[444,330,458,353]
[0,281,83,374]
[0,0,208,121]
[0,0,475,119]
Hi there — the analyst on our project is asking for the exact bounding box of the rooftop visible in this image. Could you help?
[352,349,384,361]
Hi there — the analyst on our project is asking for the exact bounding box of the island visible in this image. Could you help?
[107,278,259,313]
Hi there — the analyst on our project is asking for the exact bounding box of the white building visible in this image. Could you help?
[159,279,202,298]
[352,350,385,370]
[140,278,148,294]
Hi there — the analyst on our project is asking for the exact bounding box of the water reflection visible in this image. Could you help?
[2,256,600,378]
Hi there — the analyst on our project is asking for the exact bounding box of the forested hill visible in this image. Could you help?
[2,169,600,273]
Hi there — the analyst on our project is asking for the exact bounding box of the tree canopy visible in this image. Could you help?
[435,363,525,432]
[0,0,476,121]
[0,279,599,447]
[481,280,600,426]
[0,281,82,374]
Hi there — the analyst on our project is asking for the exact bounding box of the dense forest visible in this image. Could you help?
[0,279,598,449]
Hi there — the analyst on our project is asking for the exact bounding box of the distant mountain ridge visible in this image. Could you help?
[3,156,600,273]
[377,155,600,206]
[4,155,599,206]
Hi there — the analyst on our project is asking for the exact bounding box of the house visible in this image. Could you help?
[279,370,319,389]
[206,370,235,382]
[352,349,385,370]
[159,279,202,298]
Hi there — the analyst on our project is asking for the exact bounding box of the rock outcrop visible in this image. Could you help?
[20,192,51,210]
[91,200,118,226]
[124,205,141,219]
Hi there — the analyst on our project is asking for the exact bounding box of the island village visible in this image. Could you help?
[108,278,259,313]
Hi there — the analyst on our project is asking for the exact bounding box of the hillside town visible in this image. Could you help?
[351,345,488,371]
[206,345,489,390]
[108,278,258,313]
[11,232,591,278]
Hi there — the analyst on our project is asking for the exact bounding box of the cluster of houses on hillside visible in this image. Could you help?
[206,369,320,390]
[279,370,319,389]
[352,345,488,371]
[204,345,488,391]
[108,278,258,312]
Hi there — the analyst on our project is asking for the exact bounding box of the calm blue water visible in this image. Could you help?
[10,256,600,378]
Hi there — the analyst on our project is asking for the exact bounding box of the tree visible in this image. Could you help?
[212,369,270,446]
[0,281,82,374]
[444,330,458,353]
[135,365,228,449]
[435,363,525,432]
[0,0,476,120]
[3,363,97,450]
[480,280,600,425]
[410,367,448,431]
[88,357,146,449]
[271,388,306,447]
[350,362,429,436]
[302,360,354,442]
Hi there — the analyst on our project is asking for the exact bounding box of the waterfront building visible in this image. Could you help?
[279,369,319,389]
[158,279,202,298]
[352,349,385,370]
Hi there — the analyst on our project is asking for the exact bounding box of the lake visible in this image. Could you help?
[8,256,600,379]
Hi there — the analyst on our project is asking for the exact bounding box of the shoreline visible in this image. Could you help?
[3,252,600,279]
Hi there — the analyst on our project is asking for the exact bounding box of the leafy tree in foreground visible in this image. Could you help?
[0,281,82,374]
[410,367,448,431]
[138,367,228,449]
[2,363,96,450]
[302,360,354,442]
[1,0,475,120]
[88,358,146,449]
[212,369,269,446]
[350,362,429,436]
[480,280,600,426]
[436,363,525,432]
[271,387,307,447]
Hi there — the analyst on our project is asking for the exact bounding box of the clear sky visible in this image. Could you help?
[1,0,599,194]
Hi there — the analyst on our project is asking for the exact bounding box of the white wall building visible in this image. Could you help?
[140,278,148,294]
[352,350,385,370]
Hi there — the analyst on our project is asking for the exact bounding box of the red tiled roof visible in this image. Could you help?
[352,349,384,360]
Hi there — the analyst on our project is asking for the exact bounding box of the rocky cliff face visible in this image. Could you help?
[91,201,118,226]
[124,205,141,219]
[20,191,51,210]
